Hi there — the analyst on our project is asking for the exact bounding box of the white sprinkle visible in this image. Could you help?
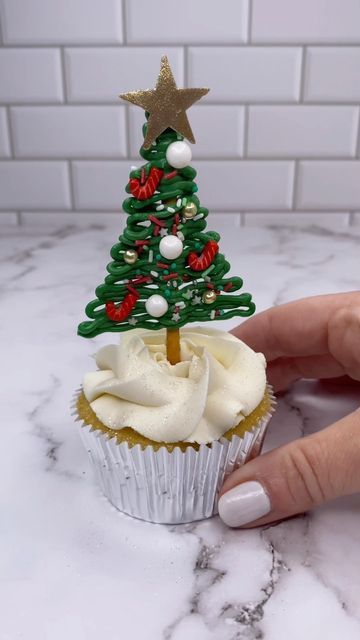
[176,198,182,207]
[156,204,165,211]
[193,214,203,221]
[177,231,185,241]
[150,270,159,278]
[204,276,211,282]
[210,310,216,319]
[172,281,178,288]
[182,198,187,206]
[148,249,153,262]
[178,301,186,309]
[130,165,138,171]
[167,207,175,213]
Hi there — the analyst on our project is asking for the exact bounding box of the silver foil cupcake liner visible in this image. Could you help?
[72,387,275,524]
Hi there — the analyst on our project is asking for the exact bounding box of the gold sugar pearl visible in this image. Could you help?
[202,290,217,304]
[183,202,197,219]
[165,197,177,207]
[124,249,138,265]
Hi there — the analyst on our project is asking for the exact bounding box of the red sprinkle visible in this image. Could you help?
[135,239,150,246]
[163,272,178,281]
[163,170,178,180]
[129,276,151,286]
[224,282,233,291]
[175,214,180,225]
[153,225,160,236]
[206,283,215,289]
[148,215,166,227]
[156,262,169,269]
[172,225,177,235]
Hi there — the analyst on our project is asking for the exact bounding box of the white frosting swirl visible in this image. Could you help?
[83,327,267,445]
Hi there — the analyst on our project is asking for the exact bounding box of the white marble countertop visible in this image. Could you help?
[1,216,360,640]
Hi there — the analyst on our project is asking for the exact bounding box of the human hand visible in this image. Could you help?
[218,292,360,528]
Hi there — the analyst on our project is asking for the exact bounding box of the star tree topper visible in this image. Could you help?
[120,56,209,149]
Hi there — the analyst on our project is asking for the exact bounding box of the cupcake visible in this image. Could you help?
[74,56,275,524]
[74,327,274,523]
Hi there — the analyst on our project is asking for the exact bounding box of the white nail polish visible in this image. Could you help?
[218,481,271,528]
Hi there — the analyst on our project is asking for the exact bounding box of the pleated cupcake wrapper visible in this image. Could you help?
[72,386,275,525]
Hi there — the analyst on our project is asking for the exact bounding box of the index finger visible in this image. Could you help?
[231,292,358,361]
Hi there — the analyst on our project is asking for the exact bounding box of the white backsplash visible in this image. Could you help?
[0,0,359,226]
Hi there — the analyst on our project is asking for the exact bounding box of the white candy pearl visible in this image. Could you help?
[145,294,168,318]
[159,235,183,260]
[166,141,192,169]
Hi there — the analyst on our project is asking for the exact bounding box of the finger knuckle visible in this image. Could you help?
[282,439,329,508]
[329,306,360,380]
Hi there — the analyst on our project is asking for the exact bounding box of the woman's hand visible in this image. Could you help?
[218,292,360,528]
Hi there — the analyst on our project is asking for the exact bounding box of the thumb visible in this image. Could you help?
[218,410,360,528]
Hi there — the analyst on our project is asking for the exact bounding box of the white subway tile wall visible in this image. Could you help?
[0,0,359,227]
[247,106,359,157]
[0,161,71,209]
[11,106,127,157]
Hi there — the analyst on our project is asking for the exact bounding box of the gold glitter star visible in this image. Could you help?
[120,56,209,149]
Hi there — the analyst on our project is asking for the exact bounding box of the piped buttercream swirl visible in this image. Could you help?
[83,327,266,444]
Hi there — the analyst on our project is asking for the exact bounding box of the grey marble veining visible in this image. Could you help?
[1,217,360,640]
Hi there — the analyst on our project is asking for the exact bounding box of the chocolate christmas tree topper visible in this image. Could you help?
[78,56,255,364]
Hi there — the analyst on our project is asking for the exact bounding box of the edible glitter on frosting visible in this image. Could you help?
[83,327,267,445]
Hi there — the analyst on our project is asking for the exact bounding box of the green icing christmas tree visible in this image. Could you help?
[78,56,255,364]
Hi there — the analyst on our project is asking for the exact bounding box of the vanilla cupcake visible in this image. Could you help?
[74,327,274,524]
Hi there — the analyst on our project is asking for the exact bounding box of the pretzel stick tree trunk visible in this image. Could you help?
[166,327,181,365]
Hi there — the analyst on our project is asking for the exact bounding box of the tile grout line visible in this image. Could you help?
[121,0,127,45]
[246,0,253,43]
[356,107,360,157]
[5,105,15,157]
[3,207,353,214]
[2,213,353,219]
[4,100,360,108]
[124,104,131,159]
[183,46,188,87]
[4,43,360,48]
[290,45,306,213]
[67,161,76,210]
[291,160,298,211]
[298,46,307,102]
[242,105,249,157]
[59,47,68,102]
[1,156,360,162]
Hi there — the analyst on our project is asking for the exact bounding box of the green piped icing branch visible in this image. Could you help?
[78,121,255,339]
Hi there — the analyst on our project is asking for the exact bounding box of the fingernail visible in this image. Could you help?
[218,481,271,527]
